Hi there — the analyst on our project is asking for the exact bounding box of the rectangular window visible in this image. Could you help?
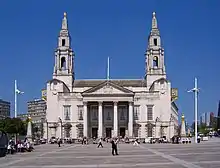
[62,39,66,46]
[64,105,70,120]
[134,105,140,120]
[147,126,153,137]
[91,105,98,120]
[119,106,126,120]
[104,105,112,121]
[147,105,153,120]
[78,106,83,120]
[153,38,157,46]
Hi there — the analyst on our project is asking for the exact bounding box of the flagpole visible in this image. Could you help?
[107,57,110,80]
[15,80,17,118]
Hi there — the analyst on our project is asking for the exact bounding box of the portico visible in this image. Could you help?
[83,100,134,138]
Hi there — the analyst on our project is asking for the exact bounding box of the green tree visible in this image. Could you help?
[0,117,26,135]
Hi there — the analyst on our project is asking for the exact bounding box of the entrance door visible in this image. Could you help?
[92,128,98,138]
[120,127,126,138]
[106,128,112,138]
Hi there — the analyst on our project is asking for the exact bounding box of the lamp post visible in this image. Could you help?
[58,117,63,143]
[14,80,24,118]
[188,77,199,143]
[45,119,49,143]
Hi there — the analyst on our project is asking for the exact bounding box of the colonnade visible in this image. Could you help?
[83,101,133,138]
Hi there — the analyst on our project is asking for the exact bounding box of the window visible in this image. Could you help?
[147,126,153,137]
[64,105,70,120]
[91,105,98,120]
[65,129,70,138]
[77,124,83,138]
[147,105,153,120]
[134,105,140,120]
[78,106,83,120]
[107,111,111,120]
[153,56,158,67]
[61,57,66,70]
[62,39,66,46]
[104,106,112,121]
[119,106,126,120]
[153,38,157,46]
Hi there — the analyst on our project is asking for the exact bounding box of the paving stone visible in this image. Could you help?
[0,138,219,168]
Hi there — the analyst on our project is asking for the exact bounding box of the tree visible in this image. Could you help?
[0,117,26,135]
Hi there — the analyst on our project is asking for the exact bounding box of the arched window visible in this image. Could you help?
[61,57,66,70]
[153,56,158,67]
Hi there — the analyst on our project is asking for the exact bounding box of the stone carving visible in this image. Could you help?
[103,85,113,94]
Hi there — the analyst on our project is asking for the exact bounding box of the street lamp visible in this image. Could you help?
[58,117,63,143]
[14,80,24,118]
[45,119,49,143]
[188,77,200,143]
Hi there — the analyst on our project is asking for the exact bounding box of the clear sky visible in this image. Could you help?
[0,0,219,124]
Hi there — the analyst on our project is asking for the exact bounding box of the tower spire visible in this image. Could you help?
[145,12,166,86]
[150,12,160,36]
[62,12,68,30]
[152,12,157,29]
[53,12,74,91]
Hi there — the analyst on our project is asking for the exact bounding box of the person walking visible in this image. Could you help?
[57,138,61,147]
[111,138,118,156]
[97,138,103,148]
[133,138,139,146]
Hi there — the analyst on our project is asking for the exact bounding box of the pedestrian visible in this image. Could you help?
[17,143,21,152]
[111,138,118,156]
[133,138,139,146]
[81,137,84,145]
[57,138,61,147]
[97,138,103,148]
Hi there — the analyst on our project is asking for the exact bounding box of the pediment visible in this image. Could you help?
[82,81,133,96]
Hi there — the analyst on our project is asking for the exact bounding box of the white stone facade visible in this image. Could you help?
[44,12,178,141]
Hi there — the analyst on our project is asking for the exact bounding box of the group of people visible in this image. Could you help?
[56,136,141,156]
[7,139,34,154]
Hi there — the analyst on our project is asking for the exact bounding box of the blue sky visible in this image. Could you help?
[0,0,219,124]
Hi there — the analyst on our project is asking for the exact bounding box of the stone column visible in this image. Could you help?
[128,102,133,137]
[83,102,88,137]
[113,102,118,137]
[98,101,103,138]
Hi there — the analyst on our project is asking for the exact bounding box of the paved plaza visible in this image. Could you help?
[0,139,220,168]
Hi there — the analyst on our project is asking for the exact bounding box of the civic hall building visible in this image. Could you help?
[44,12,179,141]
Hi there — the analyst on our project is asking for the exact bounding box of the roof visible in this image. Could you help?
[73,79,147,87]
[47,78,64,84]
[47,78,69,91]
[149,77,169,90]
[82,80,134,96]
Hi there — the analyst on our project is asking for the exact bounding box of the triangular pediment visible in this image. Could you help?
[82,81,133,95]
